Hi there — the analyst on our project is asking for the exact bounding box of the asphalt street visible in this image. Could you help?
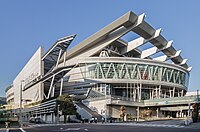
[5,124,200,132]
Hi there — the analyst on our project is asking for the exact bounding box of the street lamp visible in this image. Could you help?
[19,80,24,127]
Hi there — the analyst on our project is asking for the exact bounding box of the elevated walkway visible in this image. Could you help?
[85,95,200,108]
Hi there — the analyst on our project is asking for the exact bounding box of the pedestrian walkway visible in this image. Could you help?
[186,122,200,129]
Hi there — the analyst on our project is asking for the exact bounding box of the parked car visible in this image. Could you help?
[29,117,45,124]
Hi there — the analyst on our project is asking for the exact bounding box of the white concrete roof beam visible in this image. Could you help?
[121,28,161,54]
[141,40,172,59]
[133,21,156,39]
[153,55,168,62]
[187,67,192,72]
[72,13,146,58]
[180,59,188,65]
[141,47,158,59]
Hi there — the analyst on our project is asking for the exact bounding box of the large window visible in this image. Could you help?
[83,62,189,87]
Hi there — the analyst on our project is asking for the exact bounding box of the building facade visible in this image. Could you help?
[6,11,198,123]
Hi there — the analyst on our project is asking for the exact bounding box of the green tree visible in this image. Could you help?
[56,94,77,123]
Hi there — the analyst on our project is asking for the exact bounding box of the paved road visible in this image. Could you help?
[3,124,200,132]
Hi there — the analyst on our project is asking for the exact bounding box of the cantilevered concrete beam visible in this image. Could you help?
[180,59,188,66]
[187,67,192,72]
[66,11,139,60]
[170,50,181,59]
[141,40,172,59]
[153,49,180,62]
[121,28,161,54]
[141,47,158,58]
[70,13,145,58]
[153,55,168,61]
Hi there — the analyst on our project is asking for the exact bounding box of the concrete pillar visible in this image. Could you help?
[149,89,152,99]
[51,113,53,123]
[127,83,129,100]
[156,108,159,118]
[173,87,175,97]
[152,89,154,99]
[181,90,184,97]
[137,107,140,121]
[158,85,161,99]
[164,90,166,98]
[156,87,158,98]
[133,86,136,101]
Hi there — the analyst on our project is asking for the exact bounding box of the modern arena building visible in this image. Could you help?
[5,11,199,123]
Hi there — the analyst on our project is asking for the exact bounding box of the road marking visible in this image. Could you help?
[52,128,81,131]
[65,128,80,131]
[6,129,9,132]
[84,128,88,131]
[19,128,26,132]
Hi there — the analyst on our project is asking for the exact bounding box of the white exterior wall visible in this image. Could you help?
[12,47,44,107]
[84,100,107,115]
[84,100,137,118]
[6,87,14,102]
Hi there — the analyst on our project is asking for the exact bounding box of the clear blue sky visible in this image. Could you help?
[0,0,200,97]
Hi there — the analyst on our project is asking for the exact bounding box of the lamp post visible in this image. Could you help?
[19,80,24,127]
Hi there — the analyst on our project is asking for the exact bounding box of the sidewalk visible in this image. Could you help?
[186,122,200,129]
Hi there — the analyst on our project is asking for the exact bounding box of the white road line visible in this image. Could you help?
[19,128,26,132]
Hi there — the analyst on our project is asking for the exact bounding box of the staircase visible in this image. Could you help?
[87,89,105,98]
[75,101,102,122]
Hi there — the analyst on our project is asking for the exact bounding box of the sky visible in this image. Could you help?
[0,0,200,97]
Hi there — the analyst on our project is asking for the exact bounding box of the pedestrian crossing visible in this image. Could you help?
[103,122,185,129]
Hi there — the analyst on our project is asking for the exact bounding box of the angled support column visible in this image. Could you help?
[47,75,55,99]
[43,92,47,99]
[52,86,55,97]
[59,78,64,96]
[63,52,67,67]
[56,49,63,68]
